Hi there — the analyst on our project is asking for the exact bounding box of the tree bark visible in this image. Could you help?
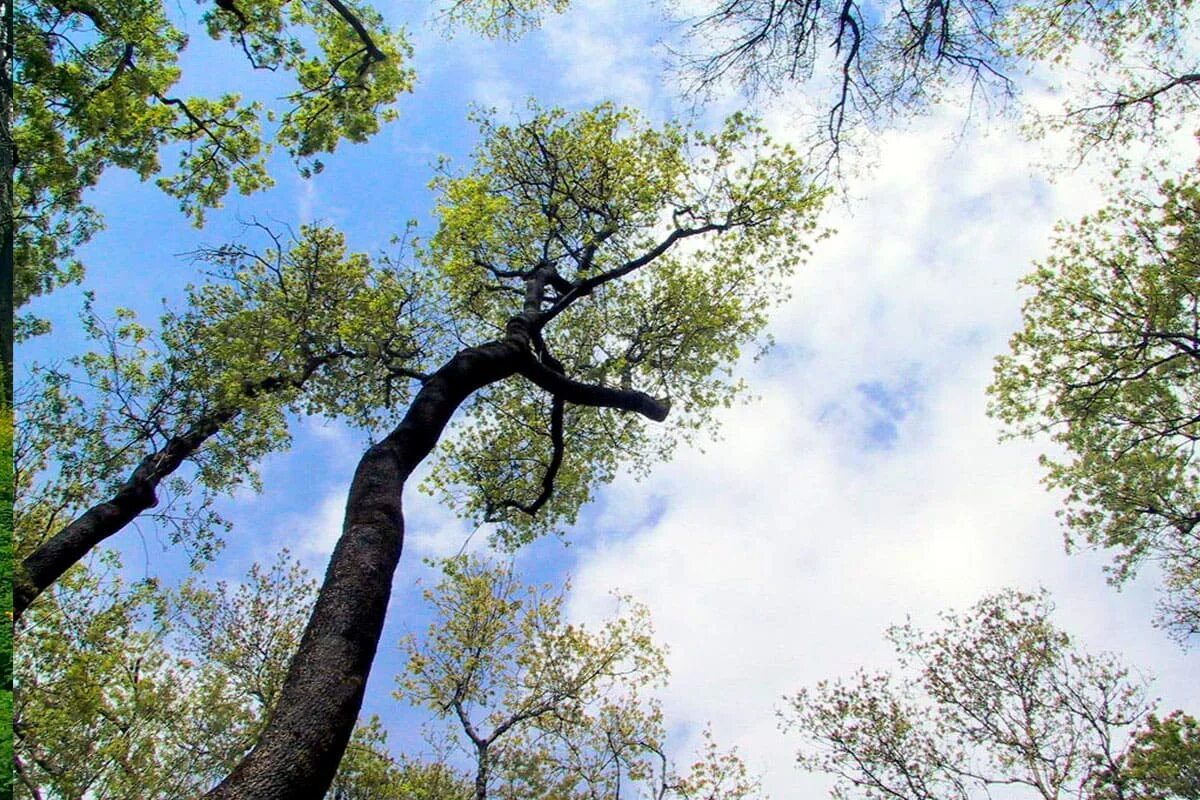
[1,0,14,408]
[15,411,234,620]
[203,335,527,799]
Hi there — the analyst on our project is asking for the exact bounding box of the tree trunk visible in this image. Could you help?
[15,411,234,620]
[1,0,14,407]
[204,336,525,800]
[474,743,489,800]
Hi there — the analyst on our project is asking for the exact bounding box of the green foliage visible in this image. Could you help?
[989,163,1200,643]
[436,0,570,40]
[13,0,413,318]
[999,0,1198,168]
[782,590,1153,800]
[1,412,12,682]
[13,548,418,799]
[1120,711,1200,800]
[1,413,13,800]
[420,103,826,546]
[15,223,427,571]
[397,555,764,800]
[330,717,471,800]
[15,552,240,798]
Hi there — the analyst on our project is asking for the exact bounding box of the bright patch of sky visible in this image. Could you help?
[19,0,1200,796]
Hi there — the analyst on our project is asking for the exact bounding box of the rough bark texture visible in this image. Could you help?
[1,0,13,407]
[203,336,527,800]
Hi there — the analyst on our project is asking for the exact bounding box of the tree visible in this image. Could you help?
[329,717,472,800]
[197,102,823,799]
[781,590,1156,800]
[398,555,765,800]
[13,223,427,620]
[1117,711,1200,800]
[11,0,411,321]
[672,0,1198,171]
[989,164,1200,644]
[1,412,14,800]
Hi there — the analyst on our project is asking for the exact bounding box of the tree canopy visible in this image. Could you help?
[989,162,1200,644]
[14,223,428,619]
[782,590,1175,800]
[13,548,465,799]
[12,0,411,322]
[398,555,764,800]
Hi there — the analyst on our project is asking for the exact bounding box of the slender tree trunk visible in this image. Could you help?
[474,743,489,800]
[1,0,14,407]
[15,410,234,620]
[204,336,526,800]
[16,357,334,620]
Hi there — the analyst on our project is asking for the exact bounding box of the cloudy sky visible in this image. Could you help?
[22,0,1199,796]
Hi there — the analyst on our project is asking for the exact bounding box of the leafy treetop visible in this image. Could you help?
[420,103,826,546]
[14,223,427,616]
[13,0,413,325]
[989,160,1200,644]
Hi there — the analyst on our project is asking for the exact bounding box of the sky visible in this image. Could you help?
[19,0,1200,796]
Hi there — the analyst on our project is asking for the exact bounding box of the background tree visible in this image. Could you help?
[204,102,824,799]
[13,223,428,619]
[1116,711,1200,800]
[781,590,1158,800]
[1,413,14,800]
[673,0,1198,172]
[399,555,765,800]
[12,0,411,328]
[989,163,1200,645]
[329,717,472,800]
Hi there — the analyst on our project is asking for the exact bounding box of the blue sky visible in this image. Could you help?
[19,0,1200,795]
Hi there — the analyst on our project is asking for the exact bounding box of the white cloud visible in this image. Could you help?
[559,112,1200,796]
[290,487,350,562]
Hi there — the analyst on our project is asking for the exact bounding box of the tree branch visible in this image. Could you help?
[538,222,726,328]
[485,395,565,521]
[518,356,670,422]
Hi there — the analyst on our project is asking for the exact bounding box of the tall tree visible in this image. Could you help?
[14,224,428,620]
[989,164,1200,644]
[781,589,1160,800]
[399,555,765,800]
[2,0,14,402]
[202,102,824,799]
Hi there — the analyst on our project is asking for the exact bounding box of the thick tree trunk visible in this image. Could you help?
[2,0,14,407]
[204,336,526,800]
